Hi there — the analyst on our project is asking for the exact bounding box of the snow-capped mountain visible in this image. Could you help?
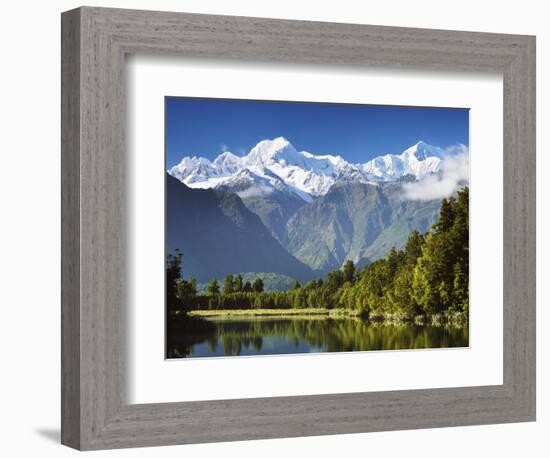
[214,168,292,199]
[168,137,464,201]
[360,142,443,181]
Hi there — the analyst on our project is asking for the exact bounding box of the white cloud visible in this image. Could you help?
[402,152,469,201]
[444,143,469,157]
[236,185,274,198]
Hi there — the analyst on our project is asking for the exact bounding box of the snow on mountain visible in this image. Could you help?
[246,137,304,168]
[359,141,443,181]
[167,137,466,201]
[215,168,304,200]
[168,156,218,185]
[212,151,243,175]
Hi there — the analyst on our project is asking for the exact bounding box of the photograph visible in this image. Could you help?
[165,97,470,358]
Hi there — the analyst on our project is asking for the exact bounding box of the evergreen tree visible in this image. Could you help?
[235,274,243,293]
[378,230,424,317]
[166,250,183,312]
[207,278,220,296]
[386,246,403,279]
[294,287,307,308]
[450,187,469,269]
[223,274,235,294]
[389,267,417,317]
[452,262,468,312]
[176,279,195,299]
[243,281,253,293]
[189,277,197,296]
[405,230,424,266]
[343,260,356,283]
[411,188,469,314]
[412,231,453,313]
[253,277,264,293]
[434,197,456,233]
[326,270,344,293]
[292,280,301,290]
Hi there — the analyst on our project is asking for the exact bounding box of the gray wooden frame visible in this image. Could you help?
[61,6,536,451]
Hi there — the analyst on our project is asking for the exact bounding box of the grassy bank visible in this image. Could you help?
[187,308,468,326]
[188,308,363,318]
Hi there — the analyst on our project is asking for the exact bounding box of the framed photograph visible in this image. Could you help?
[164,98,470,359]
[61,6,536,450]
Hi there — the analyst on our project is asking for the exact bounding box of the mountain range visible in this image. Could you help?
[168,137,462,198]
[167,138,468,283]
[166,174,314,282]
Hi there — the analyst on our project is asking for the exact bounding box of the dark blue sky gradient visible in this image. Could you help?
[166,97,469,168]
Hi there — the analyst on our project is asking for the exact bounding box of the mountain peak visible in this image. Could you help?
[247,137,301,167]
[215,150,239,161]
[402,141,445,160]
[213,150,241,167]
[271,136,291,146]
[250,137,292,154]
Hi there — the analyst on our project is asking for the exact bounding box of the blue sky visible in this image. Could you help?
[166,97,469,168]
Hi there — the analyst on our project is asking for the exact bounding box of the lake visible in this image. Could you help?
[166,315,469,358]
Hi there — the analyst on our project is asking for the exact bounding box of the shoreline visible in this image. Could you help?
[188,308,360,318]
[186,308,468,326]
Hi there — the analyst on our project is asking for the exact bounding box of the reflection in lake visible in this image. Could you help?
[166,315,468,359]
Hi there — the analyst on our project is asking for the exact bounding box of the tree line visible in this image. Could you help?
[167,187,469,321]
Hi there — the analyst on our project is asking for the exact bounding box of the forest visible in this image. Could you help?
[167,187,469,323]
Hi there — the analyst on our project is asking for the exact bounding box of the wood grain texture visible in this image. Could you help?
[60,7,81,449]
[61,6,536,450]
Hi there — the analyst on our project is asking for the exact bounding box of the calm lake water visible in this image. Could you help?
[166,315,469,359]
